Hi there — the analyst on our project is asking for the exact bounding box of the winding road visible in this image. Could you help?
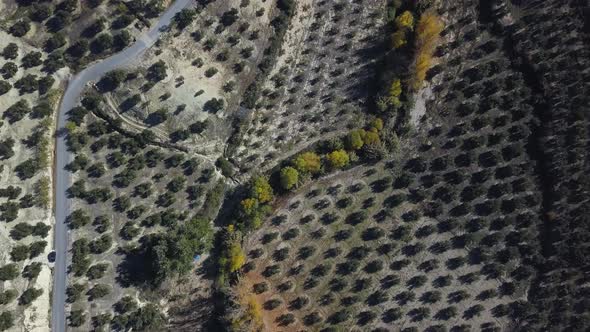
[51,1,192,330]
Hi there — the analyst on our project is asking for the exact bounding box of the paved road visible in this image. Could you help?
[51,1,192,330]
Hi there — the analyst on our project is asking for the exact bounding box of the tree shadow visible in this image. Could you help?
[115,236,158,289]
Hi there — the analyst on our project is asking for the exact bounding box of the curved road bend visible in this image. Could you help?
[51,1,193,330]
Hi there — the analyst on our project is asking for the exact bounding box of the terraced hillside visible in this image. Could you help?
[215,0,590,331]
[232,0,386,173]
[239,157,539,331]
[1,0,170,70]
[58,0,300,330]
[498,0,590,329]
[0,1,189,330]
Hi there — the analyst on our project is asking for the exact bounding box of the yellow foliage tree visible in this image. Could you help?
[240,198,258,216]
[387,78,403,108]
[233,288,263,331]
[246,296,263,328]
[250,176,273,203]
[414,52,433,87]
[389,79,402,99]
[240,198,264,229]
[364,131,381,146]
[346,129,365,150]
[395,11,414,30]
[294,151,321,174]
[228,242,246,273]
[412,11,443,90]
[326,150,350,169]
[392,30,407,49]
[416,12,444,51]
[370,118,384,131]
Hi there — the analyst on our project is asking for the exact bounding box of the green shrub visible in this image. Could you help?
[67,209,90,229]
[44,33,66,52]
[2,43,18,60]
[126,304,165,331]
[0,264,19,281]
[0,81,10,95]
[15,74,38,94]
[113,14,134,29]
[29,241,47,259]
[66,283,85,303]
[4,100,31,123]
[174,8,196,29]
[0,290,18,305]
[22,262,42,280]
[21,51,43,68]
[32,101,54,118]
[1,62,17,79]
[216,157,234,177]
[10,245,29,261]
[19,288,43,305]
[30,3,53,22]
[10,223,32,240]
[67,40,88,58]
[115,296,138,313]
[280,167,299,190]
[90,234,112,254]
[114,30,132,50]
[167,176,186,193]
[204,67,218,78]
[221,8,239,26]
[120,222,140,240]
[0,311,14,331]
[87,263,108,280]
[10,19,31,37]
[142,217,213,285]
[147,60,167,82]
[91,33,114,54]
[87,284,110,300]
[69,309,86,327]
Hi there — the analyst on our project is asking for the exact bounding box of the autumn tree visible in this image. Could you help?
[228,242,246,273]
[389,79,402,107]
[391,10,413,49]
[395,11,414,30]
[412,11,443,89]
[364,130,381,146]
[218,228,246,280]
[245,296,263,329]
[239,198,263,228]
[370,118,384,131]
[326,150,350,169]
[294,152,321,174]
[249,176,273,203]
[392,30,407,49]
[346,129,365,150]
